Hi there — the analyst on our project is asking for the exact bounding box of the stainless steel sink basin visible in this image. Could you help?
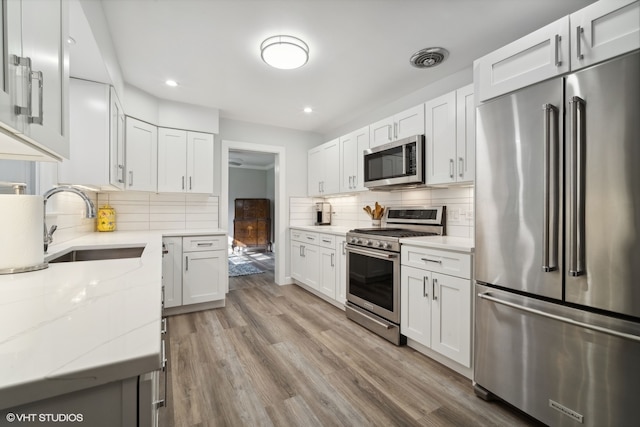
[48,246,145,263]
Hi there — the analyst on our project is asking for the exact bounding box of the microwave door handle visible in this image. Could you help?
[402,145,407,175]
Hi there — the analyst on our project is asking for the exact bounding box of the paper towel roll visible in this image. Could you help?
[0,195,44,271]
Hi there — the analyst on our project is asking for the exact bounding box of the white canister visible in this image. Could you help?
[0,194,47,273]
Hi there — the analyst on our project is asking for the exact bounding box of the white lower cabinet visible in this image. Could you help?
[400,245,472,369]
[163,234,226,315]
[290,229,344,306]
[336,237,347,304]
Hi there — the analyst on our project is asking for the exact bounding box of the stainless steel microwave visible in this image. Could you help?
[364,135,425,189]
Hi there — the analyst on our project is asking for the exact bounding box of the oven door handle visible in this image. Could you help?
[347,246,398,259]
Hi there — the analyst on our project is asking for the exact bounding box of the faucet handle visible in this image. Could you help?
[48,225,58,237]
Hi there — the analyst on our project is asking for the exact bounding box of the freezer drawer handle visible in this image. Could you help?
[478,292,640,343]
[542,103,559,272]
[569,96,586,277]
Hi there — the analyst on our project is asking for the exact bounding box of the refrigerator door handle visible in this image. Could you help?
[569,96,586,277]
[478,292,640,343]
[542,103,559,272]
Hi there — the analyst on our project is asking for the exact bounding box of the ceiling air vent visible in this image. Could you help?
[410,47,449,68]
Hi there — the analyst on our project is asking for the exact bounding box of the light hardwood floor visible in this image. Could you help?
[160,263,541,427]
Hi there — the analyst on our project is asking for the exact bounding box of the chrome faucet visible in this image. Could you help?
[43,186,97,253]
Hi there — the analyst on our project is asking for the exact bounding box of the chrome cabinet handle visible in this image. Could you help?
[197,242,213,247]
[542,103,559,272]
[185,255,189,271]
[341,241,346,255]
[478,292,640,343]
[182,176,185,190]
[554,34,562,67]
[128,171,133,186]
[349,176,353,189]
[387,125,392,142]
[394,122,398,140]
[458,157,464,178]
[423,276,429,298]
[189,176,192,190]
[156,339,167,408]
[118,165,125,183]
[299,245,303,257]
[29,71,44,125]
[420,257,442,264]
[161,318,167,334]
[433,278,438,301]
[331,253,335,267]
[576,26,584,60]
[569,96,586,277]
[12,56,34,120]
[449,159,454,178]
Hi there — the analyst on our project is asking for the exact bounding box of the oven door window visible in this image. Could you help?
[348,251,395,311]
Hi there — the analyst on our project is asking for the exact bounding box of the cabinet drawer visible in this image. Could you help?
[290,229,319,244]
[183,235,226,252]
[318,233,336,249]
[401,245,471,279]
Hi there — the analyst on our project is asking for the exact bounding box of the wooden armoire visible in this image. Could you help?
[233,199,271,251]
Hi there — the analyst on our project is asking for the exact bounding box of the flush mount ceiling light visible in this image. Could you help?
[261,35,309,70]
[165,79,178,87]
[410,47,449,68]
[303,107,313,113]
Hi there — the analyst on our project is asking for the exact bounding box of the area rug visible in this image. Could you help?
[228,256,265,277]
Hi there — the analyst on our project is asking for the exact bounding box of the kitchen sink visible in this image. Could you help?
[48,246,145,263]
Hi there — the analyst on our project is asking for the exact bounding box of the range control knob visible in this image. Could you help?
[365,240,373,246]
[376,241,384,248]
[350,237,357,244]
[383,242,391,250]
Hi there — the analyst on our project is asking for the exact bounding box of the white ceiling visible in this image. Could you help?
[84,0,594,135]
[229,150,275,170]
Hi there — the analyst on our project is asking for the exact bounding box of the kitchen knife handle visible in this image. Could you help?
[542,103,559,272]
[569,96,586,277]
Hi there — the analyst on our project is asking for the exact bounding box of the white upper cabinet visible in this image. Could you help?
[474,16,570,103]
[339,126,369,193]
[455,84,475,183]
[157,128,213,194]
[187,131,214,194]
[157,128,187,192]
[0,0,69,161]
[308,138,340,196]
[369,104,425,148]
[59,79,125,190]
[126,117,157,192]
[425,85,475,185]
[570,0,640,71]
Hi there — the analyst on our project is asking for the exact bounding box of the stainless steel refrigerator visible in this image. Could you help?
[474,51,640,426]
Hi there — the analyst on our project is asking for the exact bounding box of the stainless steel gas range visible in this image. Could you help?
[345,206,445,345]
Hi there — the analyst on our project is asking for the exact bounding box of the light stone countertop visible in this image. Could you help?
[289,225,351,236]
[0,229,225,411]
[399,236,474,253]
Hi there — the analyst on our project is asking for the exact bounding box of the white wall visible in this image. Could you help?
[216,118,322,196]
[322,67,473,141]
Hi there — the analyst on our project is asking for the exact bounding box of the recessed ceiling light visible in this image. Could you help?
[303,107,313,113]
[67,36,76,45]
[261,35,309,70]
[165,80,178,87]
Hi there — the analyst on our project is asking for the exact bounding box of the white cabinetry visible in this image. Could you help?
[400,245,472,369]
[163,234,227,315]
[336,237,347,305]
[290,230,320,289]
[162,237,183,309]
[339,126,369,192]
[318,234,337,299]
[59,79,125,189]
[158,128,214,194]
[424,84,475,185]
[369,104,424,148]
[474,17,570,102]
[126,117,157,192]
[0,0,69,161]
[308,139,339,196]
[474,0,639,102]
[570,0,640,71]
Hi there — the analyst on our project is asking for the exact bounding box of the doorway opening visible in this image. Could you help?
[221,140,286,285]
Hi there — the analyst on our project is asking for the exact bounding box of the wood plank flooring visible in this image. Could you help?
[160,261,541,427]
